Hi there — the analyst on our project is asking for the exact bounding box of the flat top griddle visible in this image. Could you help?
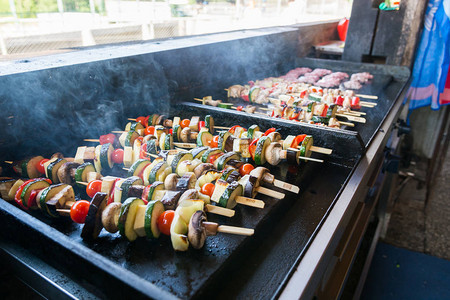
[0,112,358,299]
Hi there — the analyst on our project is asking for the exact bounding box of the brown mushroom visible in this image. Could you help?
[57,162,81,184]
[164,173,179,191]
[101,202,122,233]
[188,210,207,249]
[264,142,283,166]
[267,131,282,143]
[250,166,275,185]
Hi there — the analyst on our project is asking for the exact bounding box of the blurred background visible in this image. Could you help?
[0,0,352,59]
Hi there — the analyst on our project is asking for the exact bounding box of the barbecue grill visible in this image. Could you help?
[0,22,410,299]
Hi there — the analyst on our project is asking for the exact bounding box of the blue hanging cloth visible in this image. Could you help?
[406,0,450,110]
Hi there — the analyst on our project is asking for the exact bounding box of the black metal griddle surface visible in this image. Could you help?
[0,160,352,299]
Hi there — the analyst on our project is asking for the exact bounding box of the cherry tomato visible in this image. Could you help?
[201,183,215,197]
[180,119,190,129]
[210,135,219,148]
[36,158,49,174]
[144,126,155,136]
[236,106,243,111]
[157,210,175,236]
[111,149,124,164]
[136,116,147,126]
[86,180,102,198]
[70,200,91,224]
[239,163,255,176]
[99,133,115,145]
[263,128,276,136]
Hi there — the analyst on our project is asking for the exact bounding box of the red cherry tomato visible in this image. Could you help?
[144,126,155,136]
[236,106,243,111]
[136,116,147,126]
[111,149,124,164]
[99,133,115,145]
[70,200,91,224]
[337,17,349,41]
[180,119,190,129]
[210,135,219,148]
[36,158,49,174]
[239,163,255,176]
[201,183,215,197]
[157,210,175,236]
[86,180,102,198]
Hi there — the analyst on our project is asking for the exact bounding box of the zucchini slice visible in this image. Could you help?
[120,176,143,203]
[100,143,114,172]
[214,151,241,171]
[217,131,232,152]
[125,121,145,132]
[145,181,165,201]
[145,138,159,155]
[20,178,51,208]
[299,135,314,158]
[7,179,24,201]
[191,146,208,159]
[128,159,152,179]
[47,158,67,184]
[196,131,213,147]
[218,181,243,209]
[148,161,169,184]
[205,115,214,134]
[247,125,260,139]
[170,151,193,173]
[125,131,140,147]
[74,163,95,187]
[172,124,182,143]
[254,136,270,165]
[38,183,69,217]
[201,148,222,163]
[118,197,145,242]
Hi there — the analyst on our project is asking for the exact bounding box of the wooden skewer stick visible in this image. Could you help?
[256,186,285,199]
[356,94,378,100]
[235,196,265,208]
[144,152,159,159]
[123,168,130,171]
[4,161,13,164]
[215,126,231,130]
[273,179,300,194]
[344,111,366,116]
[205,204,235,217]
[339,121,355,127]
[56,209,71,216]
[128,118,137,121]
[84,139,100,142]
[112,130,126,134]
[335,114,366,123]
[76,181,88,186]
[65,201,75,209]
[310,146,333,155]
[287,148,324,163]
[173,142,196,148]
[360,101,377,107]
[215,224,254,236]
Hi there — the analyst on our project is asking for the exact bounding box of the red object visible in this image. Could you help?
[201,183,215,197]
[198,121,206,131]
[36,158,49,174]
[107,178,121,205]
[136,116,147,126]
[239,163,255,176]
[242,95,249,102]
[351,96,361,109]
[99,133,115,145]
[180,119,190,128]
[27,189,42,209]
[289,113,300,120]
[15,178,52,209]
[335,95,344,106]
[249,139,259,160]
[144,115,150,127]
[169,128,173,135]
[229,125,243,134]
[210,135,219,148]
[111,149,124,164]
[291,134,307,149]
[86,180,102,198]
[337,18,349,41]
[157,210,175,236]
[236,106,243,111]
[144,126,155,136]
[70,200,91,224]
[299,90,307,98]
[263,128,276,136]
[321,104,329,117]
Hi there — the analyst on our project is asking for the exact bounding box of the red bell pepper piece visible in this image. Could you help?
[289,113,300,120]
[236,106,243,111]
[107,178,121,205]
[299,90,307,98]
[144,115,150,127]
[229,125,243,134]
[291,134,307,149]
[198,121,206,131]
[242,95,249,102]
[169,128,173,135]
[249,138,259,160]
[351,96,361,110]
[335,95,344,106]
[263,128,277,136]
[321,104,329,117]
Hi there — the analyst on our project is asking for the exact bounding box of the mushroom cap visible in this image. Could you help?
[264,142,282,166]
[188,210,207,249]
